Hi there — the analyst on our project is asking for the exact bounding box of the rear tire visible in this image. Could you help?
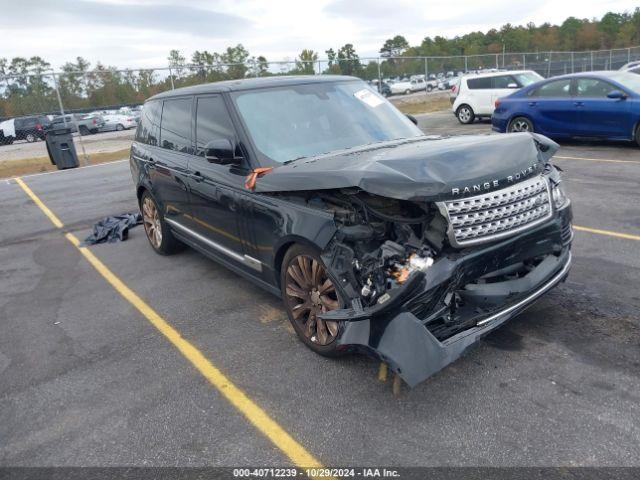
[456,105,475,124]
[508,116,534,133]
[280,244,345,357]
[426,85,433,92]
[25,133,36,143]
[140,191,183,255]
[404,89,411,95]
[116,124,124,131]
[79,125,90,136]
[635,124,640,147]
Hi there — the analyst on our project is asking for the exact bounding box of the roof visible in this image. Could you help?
[539,70,634,81]
[147,75,360,101]
[463,70,537,79]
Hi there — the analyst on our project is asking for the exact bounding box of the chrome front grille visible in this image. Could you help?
[439,175,552,247]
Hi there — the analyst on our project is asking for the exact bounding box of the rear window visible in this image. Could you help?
[491,75,515,88]
[135,101,161,146]
[467,77,492,89]
[530,79,572,97]
[160,98,192,154]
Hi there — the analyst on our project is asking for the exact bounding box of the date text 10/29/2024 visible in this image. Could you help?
[232,468,401,478]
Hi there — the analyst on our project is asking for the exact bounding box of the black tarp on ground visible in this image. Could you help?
[83,213,142,245]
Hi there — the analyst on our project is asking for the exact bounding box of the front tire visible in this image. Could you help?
[140,191,183,255]
[79,125,90,136]
[508,116,534,133]
[635,124,640,147]
[281,244,344,357]
[456,105,475,124]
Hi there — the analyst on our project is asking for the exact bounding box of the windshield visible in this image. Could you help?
[606,72,640,93]
[232,81,423,163]
[514,72,543,86]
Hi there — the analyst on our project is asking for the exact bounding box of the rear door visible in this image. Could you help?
[134,98,192,225]
[527,79,577,136]
[573,77,632,138]
[466,77,493,114]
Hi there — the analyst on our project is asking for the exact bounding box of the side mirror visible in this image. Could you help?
[204,139,242,165]
[406,114,418,125]
[607,90,627,100]
[507,83,518,88]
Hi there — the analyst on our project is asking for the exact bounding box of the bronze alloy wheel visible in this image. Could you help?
[142,196,162,249]
[285,254,340,346]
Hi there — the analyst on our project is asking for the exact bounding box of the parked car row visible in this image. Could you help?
[0,115,50,144]
[0,107,141,145]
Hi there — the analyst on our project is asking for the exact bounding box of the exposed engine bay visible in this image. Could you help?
[272,188,446,307]
[312,190,440,307]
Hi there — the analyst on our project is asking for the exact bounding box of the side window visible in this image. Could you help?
[467,77,492,89]
[135,100,161,146]
[160,98,192,153]
[531,79,572,97]
[575,79,614,98]
[195,96,235,157]
[491,75,514,89]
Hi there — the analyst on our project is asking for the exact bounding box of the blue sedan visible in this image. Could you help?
[492,71,640,146]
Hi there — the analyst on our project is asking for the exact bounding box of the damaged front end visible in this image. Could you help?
[263,133,573,387]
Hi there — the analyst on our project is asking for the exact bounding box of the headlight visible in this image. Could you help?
[552,182,569,209]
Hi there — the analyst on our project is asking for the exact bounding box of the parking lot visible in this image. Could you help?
[0,129,135,163]
[1,113,639,468]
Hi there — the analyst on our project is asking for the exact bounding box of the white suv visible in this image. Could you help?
[451,70,543,124]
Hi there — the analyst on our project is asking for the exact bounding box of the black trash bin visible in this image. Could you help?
[45,126,79,170]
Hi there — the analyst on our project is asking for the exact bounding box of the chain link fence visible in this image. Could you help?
[1,45,639,174]
[2,45,640,120]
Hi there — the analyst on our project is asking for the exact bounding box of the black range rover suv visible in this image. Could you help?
[130,76,573,387]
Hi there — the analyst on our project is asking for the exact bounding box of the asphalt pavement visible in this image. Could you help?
[1,115,639,468]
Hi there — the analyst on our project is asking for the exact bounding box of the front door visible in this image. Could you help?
[184,95,256,273]
[573,78,632,138]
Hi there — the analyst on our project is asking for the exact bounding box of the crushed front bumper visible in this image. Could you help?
[322,207,573,387]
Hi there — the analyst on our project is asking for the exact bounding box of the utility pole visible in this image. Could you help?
[168,67,175,89]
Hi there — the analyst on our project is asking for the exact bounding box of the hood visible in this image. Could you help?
[253,132,559,201]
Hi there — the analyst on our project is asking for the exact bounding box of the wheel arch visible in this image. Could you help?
[273,235,326,289]
[507,113,536,130]
[456,103,475,114]
[632,118,640,141]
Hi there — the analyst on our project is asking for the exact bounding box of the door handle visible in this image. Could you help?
[528,102,537,107]
[574,101,584,107]
[192,171,204,182]
[147,157,156,165]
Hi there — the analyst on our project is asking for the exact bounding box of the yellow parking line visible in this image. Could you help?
[15,177,323,469]
[574,225,640,242]
[16,178,64,228]
[555,155,640,165]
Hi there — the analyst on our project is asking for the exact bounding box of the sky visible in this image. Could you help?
[0,0,637,70]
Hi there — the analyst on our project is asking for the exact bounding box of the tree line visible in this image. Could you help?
[1,9,638,118]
